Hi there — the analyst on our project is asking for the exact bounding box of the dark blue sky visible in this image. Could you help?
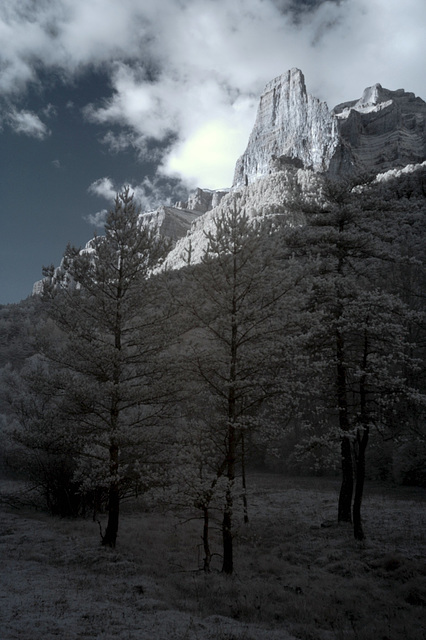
[1,0,424,304]
[0,72,156,303]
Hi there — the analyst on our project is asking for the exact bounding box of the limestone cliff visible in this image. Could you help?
[233,68,339,187]
[233,69,426,185]
[331,83,426,176]
[175,187,228,213]
[139,206,203,242]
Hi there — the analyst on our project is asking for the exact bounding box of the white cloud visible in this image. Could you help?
[1,0,425,188]
[7,109,50,139]
[84,209,108,228]
[43,103,57,119]
[88,177,116,201]
[131,176,189,212]
[87,175,188,214]
[161,116,251,190]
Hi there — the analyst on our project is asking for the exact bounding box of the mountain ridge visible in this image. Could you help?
[234,68,426,184]
[33,69,426,294]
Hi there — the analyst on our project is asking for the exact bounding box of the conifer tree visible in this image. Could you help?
[292,175,426,537]
[174,203,301,573]
[38,187,170,546]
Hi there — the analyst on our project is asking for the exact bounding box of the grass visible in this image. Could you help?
[1,473,425,639]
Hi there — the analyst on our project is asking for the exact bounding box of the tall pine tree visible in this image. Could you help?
[40,187,170,546]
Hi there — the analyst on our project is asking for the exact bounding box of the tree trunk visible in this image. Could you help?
[102,442,120,548]
[353,328,369,540]
[102,481,120,548]
[222,418,236,574]
[222,479,234,574]
[222,402,236,574]
[338,436,354,523]
[336,328,353,523]
[102,281,123,549]
[222,268,238,575]
[353,427,369,540]
[241,431,249,524]
[202,506,211,572]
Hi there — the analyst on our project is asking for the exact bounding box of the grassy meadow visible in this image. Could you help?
[1,473,425,639]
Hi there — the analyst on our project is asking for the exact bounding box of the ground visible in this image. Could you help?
[1,474,425,639]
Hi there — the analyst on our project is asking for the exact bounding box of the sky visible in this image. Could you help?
[0,0,425,304]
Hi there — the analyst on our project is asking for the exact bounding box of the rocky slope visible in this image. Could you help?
[162,168,321,270]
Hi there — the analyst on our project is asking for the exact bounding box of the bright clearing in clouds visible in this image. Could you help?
[1,0,425,197]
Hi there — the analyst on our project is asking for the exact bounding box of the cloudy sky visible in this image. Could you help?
[1,0,425,303]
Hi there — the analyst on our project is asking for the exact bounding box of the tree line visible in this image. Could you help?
[1,172,425,574]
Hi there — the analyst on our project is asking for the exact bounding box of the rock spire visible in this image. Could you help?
[233,68,339,187]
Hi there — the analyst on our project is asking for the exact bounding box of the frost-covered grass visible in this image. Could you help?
[1,474,425,639]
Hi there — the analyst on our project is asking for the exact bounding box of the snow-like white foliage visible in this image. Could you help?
[373,160,426,183]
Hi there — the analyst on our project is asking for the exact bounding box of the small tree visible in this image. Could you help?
[167,413,228,572]
[2,354,87,516]
[341,290,422,539]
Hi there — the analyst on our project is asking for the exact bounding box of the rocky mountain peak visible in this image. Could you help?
[233,68,339,187]
[233,70,426,185]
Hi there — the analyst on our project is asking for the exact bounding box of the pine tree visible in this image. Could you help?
[292,175,426,537]
[38,187,170,546]
[174,202,301,573]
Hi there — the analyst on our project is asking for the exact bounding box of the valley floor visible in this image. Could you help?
[0,474,425,640]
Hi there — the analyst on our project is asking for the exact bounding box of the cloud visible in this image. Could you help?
[161,115,251,189]
[7,109,50,139]
[88,175,189,214]
[43,103,57,119]
[52,159,61,169]
[1,0,425,188]
[131,175,189,211]
[84,209,108,228]
[88,177,116,201]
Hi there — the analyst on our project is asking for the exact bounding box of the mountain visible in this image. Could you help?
[233,67,339,187]
[163,70,426,270]
[233,68,426,185]
[331,82,426,176]
[33,69,426,291]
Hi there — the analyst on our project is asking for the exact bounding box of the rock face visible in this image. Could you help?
[233,68,339,187]
[233,69,426,185]
[330,84,426,176]
[139,206,203,242]
[175,187,228,213]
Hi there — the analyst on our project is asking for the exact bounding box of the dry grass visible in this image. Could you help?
[1,474,425,639]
